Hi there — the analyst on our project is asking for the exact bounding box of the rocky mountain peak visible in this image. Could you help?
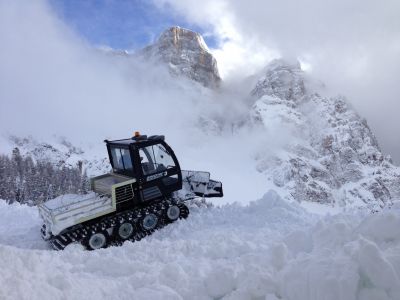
[251,59,306,101]
[250,58,400,209]
[142,26,221,88]
[158,26,209,52]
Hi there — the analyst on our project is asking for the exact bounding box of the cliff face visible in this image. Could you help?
[250,59,400,209]
[142,26,221,88]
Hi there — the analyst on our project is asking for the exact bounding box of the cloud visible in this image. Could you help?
[0,0,203,143]
[0,0,279,203]
[156,0,400,163]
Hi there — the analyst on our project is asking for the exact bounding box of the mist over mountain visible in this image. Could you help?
[157,0,400,165]
[1,16,399,209]
[249,59,400,209]
[99,27,400,209]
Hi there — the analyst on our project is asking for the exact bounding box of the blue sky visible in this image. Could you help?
[48,0,217,50]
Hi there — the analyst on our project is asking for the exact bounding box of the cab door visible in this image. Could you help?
[135,142,182,202]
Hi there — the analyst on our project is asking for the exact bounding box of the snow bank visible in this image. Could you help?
[281,210,400,300]
[0,201,47,250]
[0,194,400,300]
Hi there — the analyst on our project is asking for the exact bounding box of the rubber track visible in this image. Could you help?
[47,200,189,250]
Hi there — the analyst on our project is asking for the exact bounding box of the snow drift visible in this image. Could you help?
[1,192,399,300]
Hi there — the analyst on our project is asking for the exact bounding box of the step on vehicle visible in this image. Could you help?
[38,132,223,250]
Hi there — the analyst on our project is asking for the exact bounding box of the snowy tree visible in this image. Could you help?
[0,152,89,205]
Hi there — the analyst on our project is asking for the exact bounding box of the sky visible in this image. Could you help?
[48,0,217,50]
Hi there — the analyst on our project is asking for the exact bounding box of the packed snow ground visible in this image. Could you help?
[1,192,400,300]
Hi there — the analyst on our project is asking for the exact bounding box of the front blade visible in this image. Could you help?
[181,170,223,198]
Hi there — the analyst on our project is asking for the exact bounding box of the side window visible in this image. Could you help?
[110,147,133,172]
[120,148,133,170]
[111,148,123,170]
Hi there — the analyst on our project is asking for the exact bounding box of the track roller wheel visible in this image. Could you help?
[166,205,180,221]
[117,222,135,240]
[141,213,158,231]
[85,230,109,250]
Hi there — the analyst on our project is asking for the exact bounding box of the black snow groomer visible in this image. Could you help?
[38,133,223,250]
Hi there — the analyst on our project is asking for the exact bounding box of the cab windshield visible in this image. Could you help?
[139,144,175,175]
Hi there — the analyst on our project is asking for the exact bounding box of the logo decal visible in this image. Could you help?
[147,171,167,181]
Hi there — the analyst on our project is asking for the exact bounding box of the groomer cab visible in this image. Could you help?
[105,133,182,203]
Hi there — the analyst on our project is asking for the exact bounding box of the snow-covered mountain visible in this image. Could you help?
[98,26,221,89]
[250,59,400,209]
[2,28,400,211]
[141,26,221,88]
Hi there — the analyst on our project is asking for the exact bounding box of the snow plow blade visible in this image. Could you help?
[181,170,223,198]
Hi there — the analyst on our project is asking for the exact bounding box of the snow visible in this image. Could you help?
[43,192,100,210]
[1,192,400,300]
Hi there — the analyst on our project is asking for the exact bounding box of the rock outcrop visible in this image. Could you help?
[251,59,400,209]
[141,26,221,88]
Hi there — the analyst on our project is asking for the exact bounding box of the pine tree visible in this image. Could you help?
[0,151,90,205]
[80,169,90,194]
[11,148,24,203]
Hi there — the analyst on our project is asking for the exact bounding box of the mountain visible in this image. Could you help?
[250,59,400,209]
[141,26,221,88]
[2,28,399,210]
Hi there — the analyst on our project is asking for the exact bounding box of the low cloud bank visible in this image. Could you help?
[157,0,400,163]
